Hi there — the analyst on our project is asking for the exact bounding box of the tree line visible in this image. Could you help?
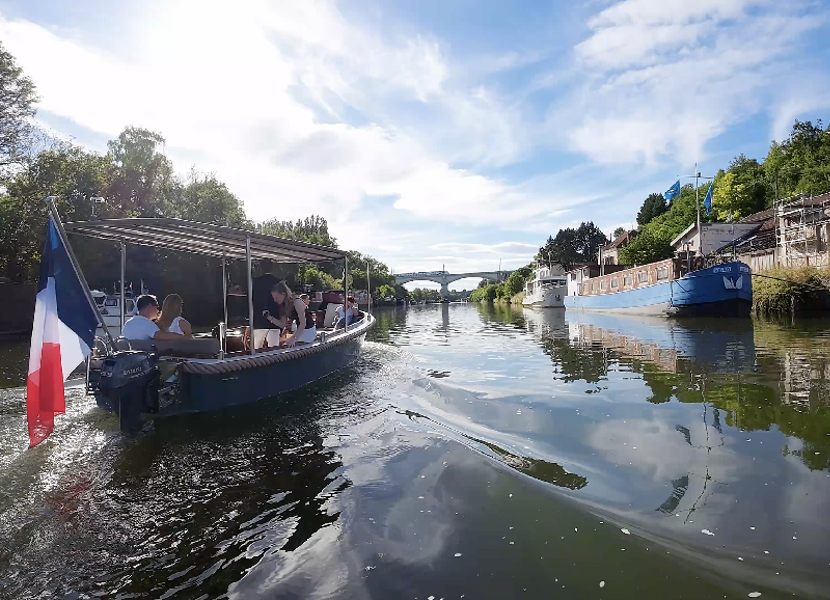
[0,42,408,322]
[538,119,830,267]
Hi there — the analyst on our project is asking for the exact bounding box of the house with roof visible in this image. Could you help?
[599,230,635,265]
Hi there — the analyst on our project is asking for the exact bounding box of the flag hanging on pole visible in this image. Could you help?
[703,183,713,216]
[664,180,681,201]
[26,216,98,447]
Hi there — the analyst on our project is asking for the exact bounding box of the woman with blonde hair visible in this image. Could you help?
[269,281,316,347]
[157,294,192,338]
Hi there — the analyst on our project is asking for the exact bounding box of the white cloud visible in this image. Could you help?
[560,0,828,165]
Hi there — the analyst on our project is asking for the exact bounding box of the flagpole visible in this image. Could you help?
[695,163,701,253]
[44,197,116,347]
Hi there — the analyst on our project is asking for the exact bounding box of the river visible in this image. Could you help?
[1,304,829,599]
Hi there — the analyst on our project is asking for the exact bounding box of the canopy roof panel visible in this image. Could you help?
[63,218,347,263]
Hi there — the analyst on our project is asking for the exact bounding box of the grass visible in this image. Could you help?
[753,265,830,314]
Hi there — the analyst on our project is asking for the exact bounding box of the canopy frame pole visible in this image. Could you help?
[120,242,126,332]
[367,262,372,315]
[343,255,349,331]
[221,253,228,356]
[246,235,255,355]
[44,197,115,347]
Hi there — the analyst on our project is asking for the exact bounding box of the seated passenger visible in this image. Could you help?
[122,295,184,340]
[334,296,359,329]
[271,282,316,347]
[156,294,193,338]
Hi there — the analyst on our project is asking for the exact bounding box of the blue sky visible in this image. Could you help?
[2,0,829,289]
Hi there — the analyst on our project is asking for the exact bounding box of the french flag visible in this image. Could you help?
[26,216,98,448]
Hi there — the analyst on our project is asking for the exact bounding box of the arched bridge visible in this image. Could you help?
[395,270,511,298]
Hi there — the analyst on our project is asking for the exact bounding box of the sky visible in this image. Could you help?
[2,0,829,290]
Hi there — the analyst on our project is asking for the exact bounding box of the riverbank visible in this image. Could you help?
[753,265,830,314]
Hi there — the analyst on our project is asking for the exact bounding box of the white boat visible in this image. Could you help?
[522,265,567,308]
[91,290,137,337]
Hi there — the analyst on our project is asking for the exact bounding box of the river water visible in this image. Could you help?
[1,304,830,599]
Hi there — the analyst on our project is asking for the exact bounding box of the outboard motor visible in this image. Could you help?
[95,351,159,434]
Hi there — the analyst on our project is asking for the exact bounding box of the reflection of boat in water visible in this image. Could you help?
[565,311,755,373]
[521,307,755,373]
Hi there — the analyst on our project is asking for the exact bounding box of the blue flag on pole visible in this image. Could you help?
[702,183,713,215]
[664,180,681,201]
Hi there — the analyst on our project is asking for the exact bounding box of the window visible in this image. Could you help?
[584,282,591,294]
[610,277,619,289]
[623,274,633,287]
[638,271,648,283]
[591,281,598,292]
[657,266,669,281]
[570,272,577,281]
[600,280,607,291]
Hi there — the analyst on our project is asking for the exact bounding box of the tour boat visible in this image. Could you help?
[564,257,752,317]
[91,290,138,337]
[30,200,374,441]
[522,264,567,308]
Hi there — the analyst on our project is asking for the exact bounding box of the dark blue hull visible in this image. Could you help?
[565,262,752,317]
[167,334,365,416]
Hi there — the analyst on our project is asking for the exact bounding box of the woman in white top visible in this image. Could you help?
[157,294,192,338]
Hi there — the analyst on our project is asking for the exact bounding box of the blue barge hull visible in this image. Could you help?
[565,262,752,317]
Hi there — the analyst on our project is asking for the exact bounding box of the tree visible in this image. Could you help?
[764,120,830,199]
[617,227,673,265]
[173,168,248,226]
[711,174,753,221]
[505,270,528,297]
[575,222,608,263]
[106,127,177,217]
[1,143,112,281]
[538,229,578,270]
[260,215,337,248]
[376,284,395,298]
[613,226,626,239]
[0,42,39,166]
[637,193,668,227]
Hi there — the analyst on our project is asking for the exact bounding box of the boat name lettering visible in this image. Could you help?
[740,266,750,273]
[712,267,731,273]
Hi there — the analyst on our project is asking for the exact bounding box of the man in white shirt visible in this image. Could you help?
[122,295,185,340]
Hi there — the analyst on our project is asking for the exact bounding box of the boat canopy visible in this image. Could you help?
[63,218,347,264]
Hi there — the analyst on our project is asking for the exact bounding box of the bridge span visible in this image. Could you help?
[395,270,511,298]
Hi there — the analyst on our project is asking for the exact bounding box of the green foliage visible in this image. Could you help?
[537,222,607,271]
[764,120,830,198]
[376,284,396,298]
[173,168,249,226]
[617,227,673,265]
[613,226,626,239]
[260,215,337,248]
[636,193,667,227]
[0,41,39,166]
[752,266,830,313]
[347,250,395,293]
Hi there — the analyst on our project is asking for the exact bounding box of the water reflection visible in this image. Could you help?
[3,306,830,598]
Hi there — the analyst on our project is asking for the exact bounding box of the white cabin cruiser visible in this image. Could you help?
[91,290,138,337]
[522,264,567,308]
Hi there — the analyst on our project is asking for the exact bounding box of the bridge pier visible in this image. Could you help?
[440,278,450,299]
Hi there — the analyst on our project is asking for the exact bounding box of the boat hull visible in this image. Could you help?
[171,334,365,415]
[522,291,565,308]
[564,262,752,317]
